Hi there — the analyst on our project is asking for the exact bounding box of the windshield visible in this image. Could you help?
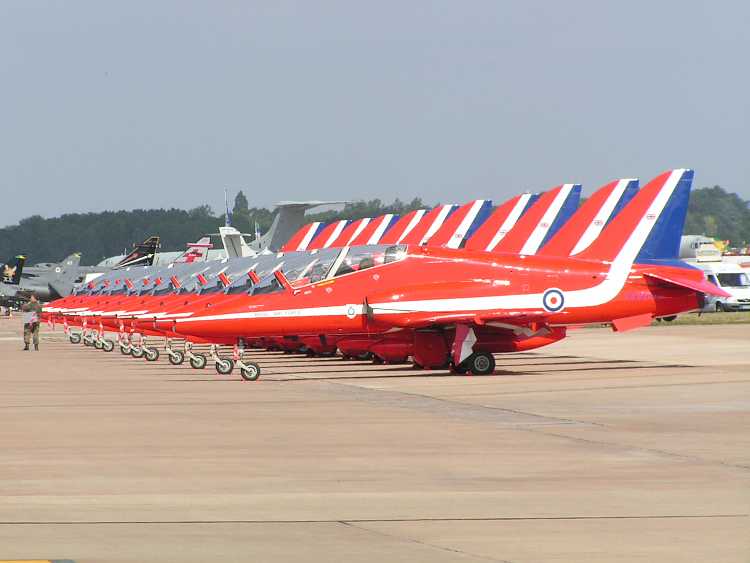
[717,272,750,287]
[329,244,406,278]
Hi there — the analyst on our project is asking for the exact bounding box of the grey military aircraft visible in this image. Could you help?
[0,237,161,304]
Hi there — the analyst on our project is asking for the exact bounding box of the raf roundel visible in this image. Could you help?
[542,288,565,313]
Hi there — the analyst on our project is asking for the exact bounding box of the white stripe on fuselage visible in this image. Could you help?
[177,170,684,325]
[571,179,635,256]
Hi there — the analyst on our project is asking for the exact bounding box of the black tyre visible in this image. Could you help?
[102,339,115,352]
[716,302,725,312]
[145,347,160,362]
[372,355,384,365]
[131,347,144,358]
[83,337,93,347]
[69,333,81,344]
[451,362,468,374]
[120,344,130,355]
[662,315,677,322]
[356,352,373,361]
[189,353,207,369]
[94,339,103,350]
[240,362,261,381]
[168,350,185,365]
[215,358,234,375]
[467,352,495,376]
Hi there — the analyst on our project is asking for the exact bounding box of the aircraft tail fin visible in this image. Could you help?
[493,184,581,255]
[113,236,160,269]
[426,199,493,249]
[576,169,693,264]
[47,253,82,298]
[399,204,457,246]
[173,237,214,264]
[307,220,350,250]
[379,209,427,244]
[1,255,26,285]
[538,179,639,257]
[281,222,326,252]
[464,193,534,251]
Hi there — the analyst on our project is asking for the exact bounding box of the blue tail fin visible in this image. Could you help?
[635,169,693,263]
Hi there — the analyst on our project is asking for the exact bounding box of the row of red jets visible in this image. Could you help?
[43,169,727,379]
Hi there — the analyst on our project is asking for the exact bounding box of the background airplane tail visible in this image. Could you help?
[48,253,82,298]
[1,255,26,285]
[113,236,160,269]
[173,237,213,264]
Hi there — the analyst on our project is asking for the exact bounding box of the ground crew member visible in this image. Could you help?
[21,294,43,351]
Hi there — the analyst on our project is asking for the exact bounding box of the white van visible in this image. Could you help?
[693,261,750,311]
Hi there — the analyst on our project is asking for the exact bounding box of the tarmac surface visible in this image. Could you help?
[0,316,748,562]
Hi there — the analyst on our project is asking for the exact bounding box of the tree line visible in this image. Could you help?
[1,186,748,265]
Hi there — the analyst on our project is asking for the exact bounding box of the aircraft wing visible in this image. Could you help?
[368,301,548,332]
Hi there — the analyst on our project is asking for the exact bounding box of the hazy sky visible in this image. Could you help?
[2,1,748,227]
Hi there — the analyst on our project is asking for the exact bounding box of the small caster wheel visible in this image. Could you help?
[215,358,234,375]
[240,362,261,381]
[168,350,185,365]
[145,347,160,362]
[189,353,207,369]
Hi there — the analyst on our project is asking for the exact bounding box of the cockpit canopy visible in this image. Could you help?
[249,245,407,296]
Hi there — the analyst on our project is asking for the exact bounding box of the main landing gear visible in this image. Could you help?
[452,351,496,376]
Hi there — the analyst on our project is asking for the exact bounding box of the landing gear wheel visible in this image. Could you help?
[215,358,234,375]
[356,352,373,361]
[102,339,115,352]
[411,361,423,370]
[131,347,144,358]
[716,302,725,312]
[144,347,160,362]
[662,315,677,322]
[372,355,384,365]
[341,354,352,360]
[240,362,261,381]
[168,350,185,365]
[83,338,93,347]
[305,349,316,357]
[120,344,130,355]
[189,353,207,369]
[467,352,495,376]
[69,333,81,344]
